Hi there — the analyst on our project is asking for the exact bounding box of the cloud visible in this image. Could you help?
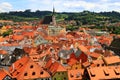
[0,2,12,12]
[3,0,119,12]
[61,0,120,12]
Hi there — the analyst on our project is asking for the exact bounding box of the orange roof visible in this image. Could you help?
[89,52,101,59]
[12,35,24,41]
[92,59,104,65]
[0,49,8,54]
[1,42,19,46]
[68,69,84,80]
[103,56,120,65]
[46,60,67,76]
[87,66,120,80]
[67,58,78,66]
[29,54,40,62]
[82,61,91,68]
[78,45,89,53]
[0,68,12,80]
[0,37,5,42]
[22,26,33,29]
[9,56,50,79]
[22,31,35,38]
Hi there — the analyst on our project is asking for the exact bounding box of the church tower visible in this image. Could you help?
[52,6,57,26]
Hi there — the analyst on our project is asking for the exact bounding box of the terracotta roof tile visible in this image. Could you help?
[9,56,50,79]
[89,52,101,59]
[0,68,12,80]
[12,35,24,41]
[0,49,8,54]
[87,66,120,80]
[103,56,120,65]
[45,60,66,76]
[67,58,78,66]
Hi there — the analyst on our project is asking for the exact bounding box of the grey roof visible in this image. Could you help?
[58,49,74,59]
[74,49,82,58]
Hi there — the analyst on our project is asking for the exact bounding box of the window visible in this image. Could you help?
[70,74,74,78]
[58,72,60,75]
[16,72,19,75]
[76,67,78,69]
[64,77,66,80]
[30,65,33,68]
[32,72,36,75]
[40,71,44,75]
[97,64,100,67]
[24,73,27,76]
[102,64,104,66]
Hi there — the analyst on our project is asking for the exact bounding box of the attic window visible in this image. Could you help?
[90,70,95,77]
[32,72,36,75]
[103,69,109,76]
[76,67,78,69]
[40,71,44,75]
[97,64,100,67]
[24,73,27,76]
[114,69,120,75]
[70,74,74,78]
[102,64,104,66]
[76,72,80,78]
[16,72,19,75]
[19,63,23,68]
[30,65,34,68]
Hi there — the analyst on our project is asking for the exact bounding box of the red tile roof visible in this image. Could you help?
[103,56,120,65]
[0,68,12,80]
[9,56,50,79]
[87,66,120,80]
[45,60,66,76]
[0,49,8,54]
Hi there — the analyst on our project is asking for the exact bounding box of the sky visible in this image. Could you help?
[0,0,120,12]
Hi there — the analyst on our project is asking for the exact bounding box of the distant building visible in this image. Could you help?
[40,7,66,36]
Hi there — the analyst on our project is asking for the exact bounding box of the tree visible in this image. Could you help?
[2,29,13,37]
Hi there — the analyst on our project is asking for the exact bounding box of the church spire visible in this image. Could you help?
[52,6,56,26]
[53,6,55,16]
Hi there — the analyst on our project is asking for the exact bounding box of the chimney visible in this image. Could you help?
[11,63,15,72]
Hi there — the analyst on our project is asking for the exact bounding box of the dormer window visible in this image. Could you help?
[30,65,33,68]
[32,72,35,75]
[70,73,74,78]
[76,72,80,78]
[40,71,44,75]
[103,69,109,76]
[24,72,27,76]
[97,64,100,67]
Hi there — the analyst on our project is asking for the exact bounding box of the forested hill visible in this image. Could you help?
[0,9,120,24]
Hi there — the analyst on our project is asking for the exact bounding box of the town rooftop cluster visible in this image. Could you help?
[0,8,120,80]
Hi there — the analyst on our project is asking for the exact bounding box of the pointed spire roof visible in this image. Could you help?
[52,6,55,16]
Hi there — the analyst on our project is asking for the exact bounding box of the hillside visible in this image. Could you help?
[0,10,120,26]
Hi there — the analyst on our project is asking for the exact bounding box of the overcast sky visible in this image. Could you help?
[0,0,120,12]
